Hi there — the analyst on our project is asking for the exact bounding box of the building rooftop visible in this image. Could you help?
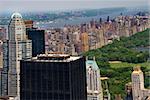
[28,53,81,62]
[132,65,143,74]
[11,12,22,19]
[86,60,99,70]
[100,77,109,80]
[24,20,33,24]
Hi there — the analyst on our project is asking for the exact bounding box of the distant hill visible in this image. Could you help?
[81,7,126,17]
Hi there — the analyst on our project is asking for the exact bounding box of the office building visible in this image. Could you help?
[132,65,150,100]
[26,29,45,57]
[86,57,103,100]
[1,12,32,97]
[20,54,87,100]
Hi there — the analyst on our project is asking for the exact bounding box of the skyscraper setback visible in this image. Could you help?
[1,13,32,97]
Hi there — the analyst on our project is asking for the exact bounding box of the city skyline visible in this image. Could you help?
[0,0,149,13]
[0,1,149,99]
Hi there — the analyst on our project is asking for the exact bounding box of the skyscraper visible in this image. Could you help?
[97,29,105,48]
[20,54,87,100]
[81,32,89,52]
[131,66,150,100]
[26,29,45,57]
[1,12,32,97]
[86,57,103,100]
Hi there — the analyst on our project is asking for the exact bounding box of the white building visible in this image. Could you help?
[86,57,103,100]
[1,12,32,97]
[132,66,150,100]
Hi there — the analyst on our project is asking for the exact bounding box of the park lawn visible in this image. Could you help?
[109,62,150,69]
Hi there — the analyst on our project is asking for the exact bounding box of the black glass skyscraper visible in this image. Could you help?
[20,54,87,100]
[26,29,45,57]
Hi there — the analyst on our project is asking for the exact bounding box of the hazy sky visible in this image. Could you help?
[0,0,149,12]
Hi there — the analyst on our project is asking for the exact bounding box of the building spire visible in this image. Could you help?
[11,12,22,19]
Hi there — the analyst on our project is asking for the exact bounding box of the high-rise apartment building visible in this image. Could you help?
[81,32,89,52]
[86,57,103,100]
[20,54,87,100]
[1,12,32,97]
[131,66,150,100]
[26,29,45,57]
[97,29,105,48]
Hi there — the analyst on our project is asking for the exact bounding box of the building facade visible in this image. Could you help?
[0,52,3,69]
[20,54,87,100]
[0,68,2,95]
[1,12,32,97]
[132,66,150,100]
[86,57,103,100]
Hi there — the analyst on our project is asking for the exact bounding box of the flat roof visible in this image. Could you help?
[100,77,109,80]
[38,54,70,58]
[27,54,82,62]
[86,60,99,70]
